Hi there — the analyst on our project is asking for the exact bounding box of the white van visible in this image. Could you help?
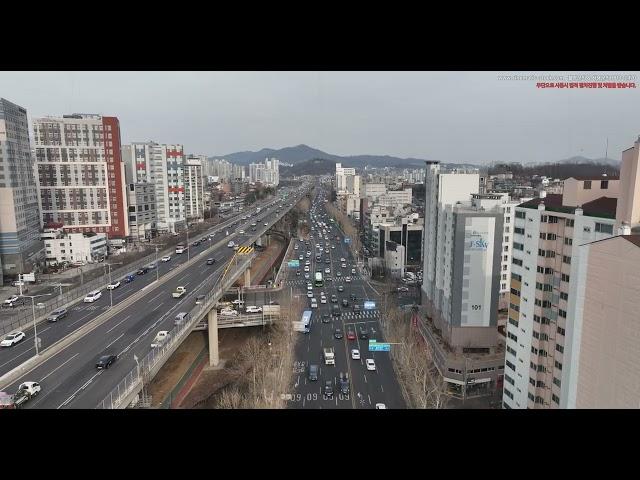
[83,290,102,303]
[174,312,190,326]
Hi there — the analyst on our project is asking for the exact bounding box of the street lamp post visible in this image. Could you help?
[103,262,123,308]
[155,246,159,282]
[19,293,52,356]
[186,226,190,261]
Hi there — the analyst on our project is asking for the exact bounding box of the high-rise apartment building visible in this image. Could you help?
[0,98,44,281]
[503,178,620,409]
[184,155,205,221]
[249,157,279,186]
[122,142,185,233]
[420,161,505,398]
[33,113,128,240]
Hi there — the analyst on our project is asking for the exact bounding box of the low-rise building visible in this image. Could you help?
[126,182,157,241]
[42,228,107,266]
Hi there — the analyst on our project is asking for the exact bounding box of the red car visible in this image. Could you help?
[347,330,356,341]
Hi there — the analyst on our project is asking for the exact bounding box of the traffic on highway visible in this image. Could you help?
[285,187,405,409]
[0,185,309,408]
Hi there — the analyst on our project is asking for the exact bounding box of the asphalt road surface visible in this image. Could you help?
[285,189,406,409]
[0,185,309,408]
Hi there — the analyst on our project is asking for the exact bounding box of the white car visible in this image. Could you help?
[264,223,268,226]
[351,268,356,274]
[106,281,121,290]
[3,295,24,308]
[320,297,327,304]
[304,266,310,272]
[304,273,310,279]
[227,241,235,248]
[331,246,336,249]
[340,258,346,262]
[83,290,102,303]
[1,331,26,347]
[307,291,313,298]
[325,268,330,274]
[310,299,318,308]
[245,306,262,314]
[341,263,347,268]
[366,359,376,371]
[345,276,351,283]
[219,308,239,316]
[375,403,387,409]
[351,349,360,360]
[161,255,171,262]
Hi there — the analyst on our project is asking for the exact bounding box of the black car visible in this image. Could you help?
[206,258,216,265]
[342,299,349,308]
[350,293,357,301]
[296,270,301,276]
[353,304,361,313]
[324,380,334,398]
[308,364,319,381]
[339,373,350,395]
[192,240,200,247]
[334,327,343,339]
[136,267,148,275]
[96,354,117,369]
[322,313,331,323]
[359,327,369,340]
[337,285,344,292]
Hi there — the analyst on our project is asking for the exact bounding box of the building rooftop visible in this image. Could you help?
[568,175,620,181]
[519,194,618,219]
[622,235,640,248]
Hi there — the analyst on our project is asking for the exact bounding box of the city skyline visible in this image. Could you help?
[0,71,638,165]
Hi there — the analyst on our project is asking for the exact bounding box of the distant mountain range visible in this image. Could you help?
[210,144,433,169]
[209,144,621,172]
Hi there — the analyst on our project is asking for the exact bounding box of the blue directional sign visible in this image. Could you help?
[368,340,391,352]
[364,301,376,310]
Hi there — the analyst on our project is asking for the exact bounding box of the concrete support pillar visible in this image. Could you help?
[207,308,219,367]
[244,268,251,287]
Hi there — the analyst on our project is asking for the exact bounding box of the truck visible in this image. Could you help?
[323,347,335,365]
[262,304,281,316]
[151,331,169,348]
[0,382,42,409]
[256,207,261,213]
[172,286,187,298]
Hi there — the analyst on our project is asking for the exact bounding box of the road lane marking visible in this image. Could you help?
[40,353,79,381]
[0,346,35,369]
[106,315,131,334]
[381,385,384,392]
[152,302,165,312]
[58,370,103,409]
[68,312,93,328]
[368,394,371,405]
[147,291,164,304]
[364,374,367,383]
[104,333,124,350]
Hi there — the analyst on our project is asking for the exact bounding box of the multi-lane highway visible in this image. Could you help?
[0,184,310,408]
[286,188,406,409]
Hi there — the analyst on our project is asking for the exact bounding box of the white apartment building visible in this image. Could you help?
[249,157,279,186]
[421,161,505,398]
[377,188,412,208]
[470,193,531,310]
[42,228,107,265]
[184,155,205,221]
[362,183,387,202]
[503,179,620,409]
[122,142,185,233]
[33,113,129,239]
[126,182,156,241]
[0,98,43,281]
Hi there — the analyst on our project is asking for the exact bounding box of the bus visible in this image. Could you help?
[294,310,312,333]
[314,271,323,287]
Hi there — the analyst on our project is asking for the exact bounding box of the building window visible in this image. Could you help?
[564,237,573,245]
[563,255,571,264]
[507,346,517,356]
[553,377,562,387]
[515,211,526,219]
[556,344,564,353]
[514,227,525,235]
[557,326,566,336]
[505,360,516,371]
[552,394,560,404]
[555,360,563,370]
[541,215,548,223]
[595,222,613,235]
[560,292,568,301]
[512,258,523,267]
[507,332,518,342]
[511,273,522,282]
[601,180,608,189]
[561,273,570,282]
[504,388,514,400]
[584,180,592,189]
[565,219,574,228]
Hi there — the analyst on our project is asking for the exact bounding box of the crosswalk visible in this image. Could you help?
[284,275,365,286]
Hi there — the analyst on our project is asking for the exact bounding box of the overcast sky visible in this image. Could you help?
[1,71,638,164]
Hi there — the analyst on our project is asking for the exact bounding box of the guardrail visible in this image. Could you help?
[0,211,255,337]
[273,237,296,288]
[96,253,256,409]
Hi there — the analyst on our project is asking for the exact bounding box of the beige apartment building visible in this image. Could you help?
[504,136,640,409]
[567,235,640,408]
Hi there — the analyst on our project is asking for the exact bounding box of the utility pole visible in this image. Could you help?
[104,262,122,308]
[19,293,52,356]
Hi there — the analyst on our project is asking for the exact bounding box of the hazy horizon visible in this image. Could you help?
[1,71,638,164]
